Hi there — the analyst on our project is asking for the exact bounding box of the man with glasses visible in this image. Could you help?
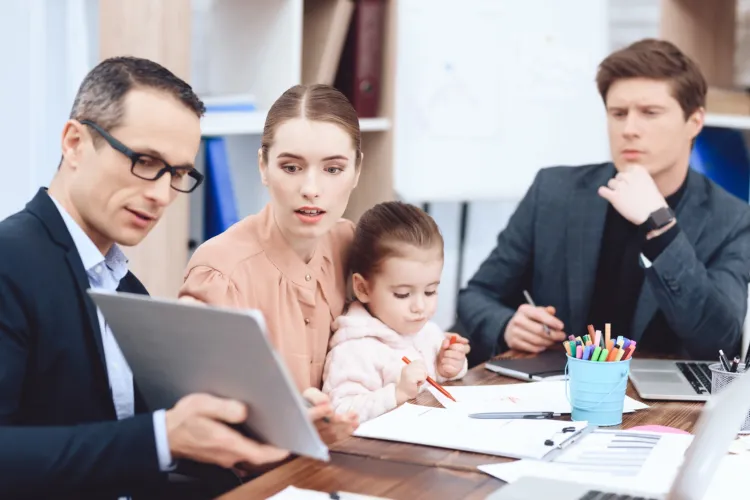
[0,57,294,499]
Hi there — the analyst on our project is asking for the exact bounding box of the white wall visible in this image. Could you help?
[0,0,98,221]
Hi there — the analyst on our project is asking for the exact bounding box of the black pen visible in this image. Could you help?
[468,411,559,420]
[523,290,551,336]
[719,349,732,372]
[731,356,740,373]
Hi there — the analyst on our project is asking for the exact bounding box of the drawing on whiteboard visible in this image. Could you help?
[413,60,501,139]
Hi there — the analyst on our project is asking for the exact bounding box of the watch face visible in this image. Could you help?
[650,207,675,229]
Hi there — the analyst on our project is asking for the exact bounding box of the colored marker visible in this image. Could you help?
[623,342,637,360]
[605,323,611,345]
[591,346,602,362]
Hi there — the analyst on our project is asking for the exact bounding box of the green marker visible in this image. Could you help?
[592,346,602,362]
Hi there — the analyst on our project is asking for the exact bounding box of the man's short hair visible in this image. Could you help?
[69,56,205,140]
[596,38,707,119]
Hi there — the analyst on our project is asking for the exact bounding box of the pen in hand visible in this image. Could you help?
[523,290,551,336]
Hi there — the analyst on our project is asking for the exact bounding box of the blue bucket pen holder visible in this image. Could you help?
[565,355,631,426]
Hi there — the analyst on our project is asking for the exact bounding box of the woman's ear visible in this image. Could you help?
[352,273,370,303]
[258,148,268,186]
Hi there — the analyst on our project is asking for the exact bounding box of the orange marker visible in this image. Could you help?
[449,335,458,346]
[605,323,611,346]
[606,346,619,362]
[402,356,456,402]
[587,324,596,338]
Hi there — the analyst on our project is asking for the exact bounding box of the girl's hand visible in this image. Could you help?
[437,333,470,379]
[396,360,428,404]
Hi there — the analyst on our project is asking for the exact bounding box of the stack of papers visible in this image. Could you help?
[353,403,588,460]
[428,380,649,415]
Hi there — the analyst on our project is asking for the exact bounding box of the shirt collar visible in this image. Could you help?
[48,194,129,281]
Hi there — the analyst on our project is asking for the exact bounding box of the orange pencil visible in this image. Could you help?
[402,356,456,402]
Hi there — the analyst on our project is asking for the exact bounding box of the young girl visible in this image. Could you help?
[322,201,470,422]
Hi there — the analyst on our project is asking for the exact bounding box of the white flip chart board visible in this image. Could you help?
[393,0,611,201]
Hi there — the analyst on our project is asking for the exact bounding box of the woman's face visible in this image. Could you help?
[259,117,360,244]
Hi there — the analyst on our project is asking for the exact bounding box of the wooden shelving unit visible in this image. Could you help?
[661,0,750,127]
[193,0,397,225]
[99,0,192,299]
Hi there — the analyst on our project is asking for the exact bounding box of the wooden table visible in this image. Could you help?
[219,354,704,499]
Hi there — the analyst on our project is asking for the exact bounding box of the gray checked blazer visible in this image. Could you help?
[457,162,750,366]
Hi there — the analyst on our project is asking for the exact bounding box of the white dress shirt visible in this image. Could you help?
[49,196,173,479]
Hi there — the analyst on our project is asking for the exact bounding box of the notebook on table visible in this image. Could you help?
[484,350,568,381]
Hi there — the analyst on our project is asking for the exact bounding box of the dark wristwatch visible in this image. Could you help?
[643,206,675,232]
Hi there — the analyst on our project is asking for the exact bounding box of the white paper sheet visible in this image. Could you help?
[268,486,390,499]
[353,403,588,460]
[478,429,695,496]
[479,449,750,500]
[429,380,649,415]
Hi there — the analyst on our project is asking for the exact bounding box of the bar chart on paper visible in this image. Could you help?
[554,431,669,477]
[479,430,694,496]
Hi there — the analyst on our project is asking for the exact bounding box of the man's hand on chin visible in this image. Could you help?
[597,164,668,226]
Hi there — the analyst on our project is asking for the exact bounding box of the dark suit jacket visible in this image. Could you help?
[0,190,170,499]
[457,163,750,366]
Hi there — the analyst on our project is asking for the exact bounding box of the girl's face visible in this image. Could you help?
[259,117,360,247]
[353,243,444,335]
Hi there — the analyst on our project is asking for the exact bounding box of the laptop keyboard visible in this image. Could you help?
[579,490,658,500]
[675,362,713,395]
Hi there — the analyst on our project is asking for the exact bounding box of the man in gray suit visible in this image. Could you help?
[457,38,750,366]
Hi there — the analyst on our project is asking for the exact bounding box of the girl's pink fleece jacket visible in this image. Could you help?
[322,301,467,422]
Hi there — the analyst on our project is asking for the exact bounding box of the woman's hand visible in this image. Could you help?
[302,387,359,446]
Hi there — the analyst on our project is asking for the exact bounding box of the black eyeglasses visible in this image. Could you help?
[79,119,204,193]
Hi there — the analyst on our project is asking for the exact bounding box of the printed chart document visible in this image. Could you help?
[478,429,694,495]
[428,380,649,415]
[268,486,390,499]
[353,403,588,460]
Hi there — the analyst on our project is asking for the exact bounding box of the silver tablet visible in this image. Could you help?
[88,289,329,462]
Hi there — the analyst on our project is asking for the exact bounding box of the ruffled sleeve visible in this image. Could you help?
[179,265,246,309]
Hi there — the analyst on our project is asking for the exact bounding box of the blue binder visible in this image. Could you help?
[690,127,750,202]
[203,137,239,240]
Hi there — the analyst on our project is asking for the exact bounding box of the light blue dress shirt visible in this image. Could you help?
[49,196,173,474]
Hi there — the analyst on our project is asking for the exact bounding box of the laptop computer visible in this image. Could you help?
[87,289,329,462]
[628,358,714,402]
[486,355,750,500]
